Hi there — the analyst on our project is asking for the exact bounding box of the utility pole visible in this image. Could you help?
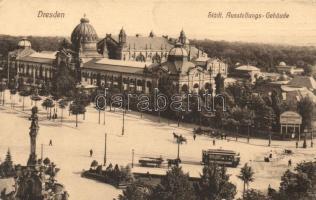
[177,138,180,160]
[41,144,43,160]
[103,107,106,125]
[103,133,107,166]
[132,149,134,168]
[303,129,307,148]
[7,55,9,86]
[122,109,125,135]
[311,129,314,148]
[98,109,101,124]
[247,124,250,143]
[268,126,272,147]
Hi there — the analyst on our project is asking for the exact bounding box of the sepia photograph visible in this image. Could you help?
[0,0,316,199]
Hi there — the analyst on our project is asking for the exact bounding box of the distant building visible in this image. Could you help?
[97,28,208,63]
[276,61,304,75]
[288,75,316,91]
[151,43,213,93]
[233,65,261,83]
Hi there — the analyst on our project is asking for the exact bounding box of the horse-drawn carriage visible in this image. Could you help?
[138,157,164,168]
[193,127,222,138]
[193,127,211,135]
[167,158,181,168]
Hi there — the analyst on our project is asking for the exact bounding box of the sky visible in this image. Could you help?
[0,0,316,46]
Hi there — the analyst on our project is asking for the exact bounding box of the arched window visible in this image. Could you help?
[204,82,211,90]
[181,84,188,92]
[136,54,145,62]
[152,54,161,64]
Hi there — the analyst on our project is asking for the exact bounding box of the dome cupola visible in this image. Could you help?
[18,38,31,49]
[168,43,188,62]
[71,15,98,52]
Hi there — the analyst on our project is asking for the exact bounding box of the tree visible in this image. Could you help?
[52,61,76,98]
[271,161,316,200]
[304,64,313,76]
[196,163,236,200]
[42,98,54,119]
[0,149,14,177]
[30,93,42,106]
[58,99,68,123]
[0,80,6,106]
[90,160,98,170]
[151,166,196,200]
[38,82,50,96]
[69,93,87,127]
[118,180,153,200]
[271,89,282,131]
[43,157,51,166]
[9,88,17,108]
[19,88,30,111]
[240,189,267,200]
[297,97,314,131]
[238,163,255,198]
[278,170,312,200]
[215,73,224,95]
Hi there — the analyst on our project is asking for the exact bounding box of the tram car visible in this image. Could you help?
[202,149,240,167]
[138,157,164,168]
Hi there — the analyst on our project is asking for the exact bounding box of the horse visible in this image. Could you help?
[173,132,179,140]
[178,136,187,144]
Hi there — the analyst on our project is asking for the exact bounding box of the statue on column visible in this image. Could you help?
[27,106,39,166]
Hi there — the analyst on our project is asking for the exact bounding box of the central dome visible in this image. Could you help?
[168,43,188,62]
[71,15,98,51]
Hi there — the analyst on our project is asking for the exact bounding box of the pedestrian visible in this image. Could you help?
[213,139,216,146]
[220,134,223,140]
[193,134,196,141]
[296,141,298,148]
[49,139,52,146]
[288,159,292,167]
[224,134,227,140]
[89,149,93,157]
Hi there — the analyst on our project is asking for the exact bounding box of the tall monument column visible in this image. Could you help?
[27,106,39,166]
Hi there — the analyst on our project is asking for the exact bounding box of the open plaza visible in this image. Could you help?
[0,90,315,199]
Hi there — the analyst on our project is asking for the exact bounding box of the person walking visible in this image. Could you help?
[213,139,216,146]
[288,159,292,167]
[193,134,196,141]
[89,149,93,157]
[49,139,52,146]
[296,141,298,148]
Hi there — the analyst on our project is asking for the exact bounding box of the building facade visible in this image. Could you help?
[97,28,208,63]
[5,16,227,94]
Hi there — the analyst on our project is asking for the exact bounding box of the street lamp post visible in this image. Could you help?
[247,124,250,143]
[103,133,107,166]
[303,128,307,148]
[177,138,181,160]
[122,109,125,136]
[311,129,314,148]
[236,125,239,141]
[132,149,135,168]
[268,127,272,147]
